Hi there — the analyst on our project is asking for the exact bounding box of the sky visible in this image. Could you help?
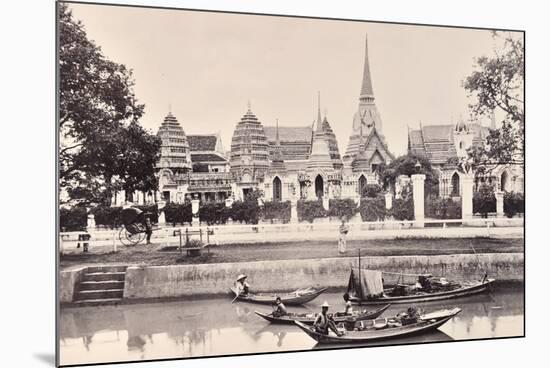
[66,2,519,156]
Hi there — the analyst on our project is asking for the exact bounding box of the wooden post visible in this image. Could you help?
[59,234,64,255]
[200,229,203,243]
[113,229,117,253]
[185,228,189,246]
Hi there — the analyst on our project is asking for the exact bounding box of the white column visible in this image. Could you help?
[495,190,504,218]
[191,197,200,226]
[86,213,95,230]
[290,198,298,223]
[384,192,393,210]
[461,174,474,219]
[411,174,426,226]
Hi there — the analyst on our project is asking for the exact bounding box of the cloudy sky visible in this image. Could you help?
[66,2,519,156]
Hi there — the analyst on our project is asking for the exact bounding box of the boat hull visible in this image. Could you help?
[230,287,327,306]
[254,304,391,325]
[350,279,495,304]
[294,308,461,344]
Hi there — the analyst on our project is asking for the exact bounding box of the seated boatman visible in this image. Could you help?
[313,301,344,336]
[235,274,250,296]
[335,293,354,317]
[272,297,288,317]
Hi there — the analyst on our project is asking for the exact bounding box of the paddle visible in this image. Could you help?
[231,288,241,303]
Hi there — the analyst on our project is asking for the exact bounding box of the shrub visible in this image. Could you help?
[164,202,193,225]
[328,198,358,220]
[426,198,462,219]
[504,192,524,218]
[231,199,260,224]
[297,199,327,223]
[392,196,414,221]
[59,206,87,231]
[90,206,122,227]
[359,196,386,222]
[262,201,291,223]
[199,202,230,225]
[473,184,496,218]
[362,184,383,198]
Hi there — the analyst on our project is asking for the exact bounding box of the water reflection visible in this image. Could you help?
[59,284,523,366]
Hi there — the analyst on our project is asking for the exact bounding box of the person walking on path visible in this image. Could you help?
[338,218,350,254]
[144,213,153,245]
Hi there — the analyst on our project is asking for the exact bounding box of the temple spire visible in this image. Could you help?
[360,33,375,99]
[316,91,323,133]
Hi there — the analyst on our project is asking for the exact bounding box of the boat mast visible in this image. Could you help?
[358,249,362,304]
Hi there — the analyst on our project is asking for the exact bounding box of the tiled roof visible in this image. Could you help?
[190,153,227,163]
[263,126,312,142]
[188,135,218,152]
[408,123,490,164]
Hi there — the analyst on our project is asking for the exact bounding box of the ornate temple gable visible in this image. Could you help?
[361,127,394,165]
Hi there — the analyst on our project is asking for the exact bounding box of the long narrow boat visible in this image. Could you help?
[230,287,327,306]
[254,304,391,325]
[349,278,495,305]
[294,307,461,344]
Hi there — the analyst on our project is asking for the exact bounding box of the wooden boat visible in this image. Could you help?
[254,304,391,325]
[348,276,495,305]
[230,286,327,306]
[294,307,461,344]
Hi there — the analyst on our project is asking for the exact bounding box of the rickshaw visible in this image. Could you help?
[119,207,155,246]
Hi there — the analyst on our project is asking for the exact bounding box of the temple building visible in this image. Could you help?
[340,34,394,198]
[408,118,524,197]
[229,104,270,199]
[231,33,394,203]
[156,112,233,203]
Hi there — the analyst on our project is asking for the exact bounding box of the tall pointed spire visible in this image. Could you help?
[317,91,322,128]
[360,33,375,99]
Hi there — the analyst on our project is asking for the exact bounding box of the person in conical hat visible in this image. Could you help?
[235,274,250,296]
[314,301,343,336]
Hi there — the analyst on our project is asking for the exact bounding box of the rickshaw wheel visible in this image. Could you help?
[119,228,145,246]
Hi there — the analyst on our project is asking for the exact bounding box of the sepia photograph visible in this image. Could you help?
[56,1,524,366]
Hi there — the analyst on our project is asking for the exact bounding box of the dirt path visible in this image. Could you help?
[60,237,523,270]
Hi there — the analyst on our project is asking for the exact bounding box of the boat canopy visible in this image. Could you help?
[347,268,384,299]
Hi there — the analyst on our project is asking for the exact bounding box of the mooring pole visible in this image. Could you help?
[358,248,362,305]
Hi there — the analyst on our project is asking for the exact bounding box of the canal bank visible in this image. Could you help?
[60,252,523,305]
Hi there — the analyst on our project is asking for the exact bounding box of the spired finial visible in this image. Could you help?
[247,100,251,111]
[169,103,172,114]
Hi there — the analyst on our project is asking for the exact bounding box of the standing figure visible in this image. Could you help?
[313,301,344,336]
[338,218,350,254]
[144,213,153,245]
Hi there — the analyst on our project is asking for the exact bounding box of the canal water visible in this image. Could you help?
[59,283,524,366]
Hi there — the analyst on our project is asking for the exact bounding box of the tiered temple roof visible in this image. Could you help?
[156,112,192,171]
[229,105,270,181]
[408,123,489,166]
[307,114,335,173]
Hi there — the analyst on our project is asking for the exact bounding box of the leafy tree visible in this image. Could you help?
[473,184,496,218]
[463,32,524,174]
[59,4,160,205]
[380,154,438,196]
